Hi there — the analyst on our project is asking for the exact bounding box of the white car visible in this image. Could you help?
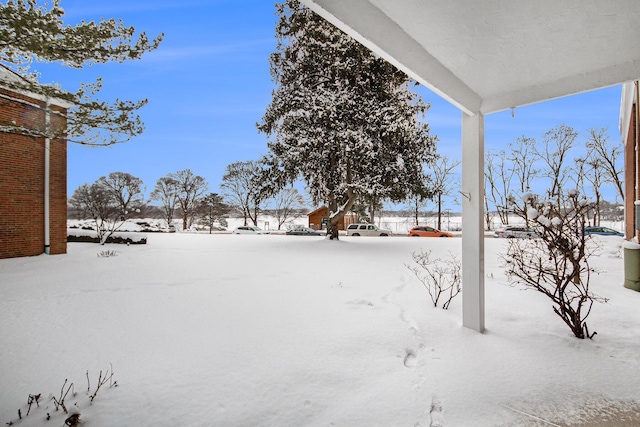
[346,223,392,236]
[233,226,267,234]
[493,225,537,239]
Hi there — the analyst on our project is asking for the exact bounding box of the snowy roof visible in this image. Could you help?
[0,64,74,109]
[300,0,640,115]
[619,81,637,143]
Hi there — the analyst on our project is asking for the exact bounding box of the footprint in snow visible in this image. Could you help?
[403,349,417,368]
[347,299,374,307]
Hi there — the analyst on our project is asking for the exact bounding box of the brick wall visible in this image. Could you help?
[0,87,67,259]
[624,102,637,240]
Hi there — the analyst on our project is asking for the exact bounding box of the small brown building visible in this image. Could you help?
[0,66,70,259]
[307,206,358,231]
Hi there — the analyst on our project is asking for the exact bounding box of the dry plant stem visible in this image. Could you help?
[90,365,116,402]
[52,379,74,414]
[25,393,40,416]
[109,362,115,387]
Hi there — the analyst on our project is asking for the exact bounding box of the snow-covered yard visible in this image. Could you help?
[1,233,639,426]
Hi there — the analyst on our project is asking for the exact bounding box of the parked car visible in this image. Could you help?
[286,227,325,236]
[346,223,392,236]
[580,226,624,237]
[493,225,538,239]
[233,226,267,234]
[408,226,453,237]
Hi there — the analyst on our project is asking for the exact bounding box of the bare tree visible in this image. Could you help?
[534,125,578,203]
[484,150,513,226]
[585,128,624,202]
[220,161,264,226]
[406,195,430,226]
[170,169,208,230]
[69,183,112,240]
[97,172,145,218]
[272,188,306,230]
[69,172,145,243]
[574,154,606,226]
[150,176,179,228]
[502,190,607,339]
[405,172,434,226]
[430,156,461,229]
[483,189,496,231]
[509,136,539,193]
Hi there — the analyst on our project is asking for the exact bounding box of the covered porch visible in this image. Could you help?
[301,0,640,332]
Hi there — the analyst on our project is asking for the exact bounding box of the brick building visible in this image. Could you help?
[0,66,70,259]
[621,81,639,240]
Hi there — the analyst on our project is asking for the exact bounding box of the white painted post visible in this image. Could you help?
[461,112,485,332]
[44,98,51,255]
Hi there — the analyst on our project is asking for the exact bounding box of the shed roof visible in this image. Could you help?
[301,0,640,115]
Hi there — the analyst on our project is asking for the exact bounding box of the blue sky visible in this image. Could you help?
[39,1,624,208]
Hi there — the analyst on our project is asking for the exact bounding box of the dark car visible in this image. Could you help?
[580,226,624,237]
[286,226,325,236]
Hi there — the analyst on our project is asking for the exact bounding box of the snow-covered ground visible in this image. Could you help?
[1,233,639,426]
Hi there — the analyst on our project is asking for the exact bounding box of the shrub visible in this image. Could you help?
[502,191,607,339]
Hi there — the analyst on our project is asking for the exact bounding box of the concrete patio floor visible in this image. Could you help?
[505,400,640,426]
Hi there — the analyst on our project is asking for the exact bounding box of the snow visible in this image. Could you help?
[1,233,639,426]
[536,215,551,227]
[623,239,640,250]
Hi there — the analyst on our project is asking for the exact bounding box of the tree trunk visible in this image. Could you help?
[594,191,601,226]
[327,193,356,240]
[326,151,356,240]
[368,204,376,225]
[249,206,259,226]
[327,196,341,240]
[437,193,442,230]
[484,194,492,230]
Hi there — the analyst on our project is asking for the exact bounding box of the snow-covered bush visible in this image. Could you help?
[502,191,607,339]
[68,229,147,245]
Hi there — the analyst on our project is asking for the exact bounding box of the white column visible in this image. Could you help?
[461,112,485,332]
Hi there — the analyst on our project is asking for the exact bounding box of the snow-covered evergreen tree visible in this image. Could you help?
[258,0,436,239]
[0,0,163,146]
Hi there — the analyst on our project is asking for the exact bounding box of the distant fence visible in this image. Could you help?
[377,216,462,233]
[247,214,624,234]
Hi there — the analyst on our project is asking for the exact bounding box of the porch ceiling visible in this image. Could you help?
[301,0,640,115]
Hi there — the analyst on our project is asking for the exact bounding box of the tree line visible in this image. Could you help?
[68,162,310,242]
[484,125,623,229]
